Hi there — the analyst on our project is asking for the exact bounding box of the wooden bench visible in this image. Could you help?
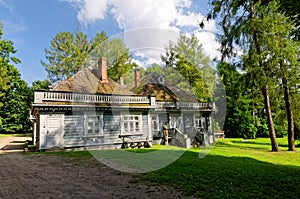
[119,134,151,149]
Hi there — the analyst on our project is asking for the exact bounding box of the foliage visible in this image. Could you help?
[31,79,52,90]
[278,0,300,40]
[123,63,198,96]
[242,1,300,150]
[0,64,32,133]
[217,62,260,138]
[205,0,300,151]
[42,31,135,84]
[89,32,136,81]
[162,34,216,101]
[41,32,91,84]
[0,21,32,133]
[0,22,20,107]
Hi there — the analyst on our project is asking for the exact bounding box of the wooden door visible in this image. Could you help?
[46,116,62,148]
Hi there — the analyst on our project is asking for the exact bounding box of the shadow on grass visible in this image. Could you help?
[215,139,289,151]
[231,139,289,148]
[28,143,300,198]
[1,143,23,150]
[145,149,300,199]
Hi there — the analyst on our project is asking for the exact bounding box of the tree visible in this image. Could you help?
[89,32,135,81]
[42,31,135,84]
[0,65,32,133]
[41,32,91,84]
[207,0,300,151]
[217,62,261,138]
[206,0,283,151]
[162,34,216,101]
[31,79,52,90]
[254,3,300,151]
[0,22,20,107]
[278,0,300,40]
[0,22,31,133]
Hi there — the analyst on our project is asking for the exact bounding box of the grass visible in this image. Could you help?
[145,138,300,198]
[28,137,300,198]
[0,133,32,138]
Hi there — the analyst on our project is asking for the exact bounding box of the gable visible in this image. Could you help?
[132,73,198,102]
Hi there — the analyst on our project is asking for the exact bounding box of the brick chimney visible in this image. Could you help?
[98,57,108,83]
[120,76,124,86]
[134,68,140,89]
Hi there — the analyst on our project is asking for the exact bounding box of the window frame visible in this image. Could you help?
[121,113,142,135]
[84,114,103,137]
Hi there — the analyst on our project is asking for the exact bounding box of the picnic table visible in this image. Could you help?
[119,133,151,149]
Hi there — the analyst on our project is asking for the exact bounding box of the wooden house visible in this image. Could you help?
[30,57,215,151]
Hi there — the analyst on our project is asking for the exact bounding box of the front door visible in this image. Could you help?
[46,115,62,148]
[183,113,194,135]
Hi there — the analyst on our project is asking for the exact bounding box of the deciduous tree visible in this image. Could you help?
[42,31,135,84]
[206,0,283,151]
[162,34,216,101]
[0,22,31,133]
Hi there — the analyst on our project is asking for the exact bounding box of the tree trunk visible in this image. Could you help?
[282,72,295,151]
[250,0,279,151]
[262,85,280,152]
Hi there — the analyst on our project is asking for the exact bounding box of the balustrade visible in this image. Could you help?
[34,91,150,104]
[156,101,213,109]
[34,91,214,109]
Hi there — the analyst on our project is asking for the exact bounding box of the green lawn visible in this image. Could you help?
[33,138,300,199]
[0,133,32,138]
[145,138,300,198]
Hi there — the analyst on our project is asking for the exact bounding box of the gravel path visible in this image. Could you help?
[0,137,196,199]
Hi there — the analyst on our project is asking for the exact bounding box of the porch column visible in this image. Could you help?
[33,122,37,144]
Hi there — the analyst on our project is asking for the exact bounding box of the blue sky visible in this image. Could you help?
[0,0,220,85]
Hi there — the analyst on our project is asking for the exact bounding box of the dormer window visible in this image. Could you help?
[158,74,165,84]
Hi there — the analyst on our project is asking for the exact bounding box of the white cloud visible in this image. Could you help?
[62,0,221,64]
[77,0,108,25]
[63,0,193,30]
[120,28,179,51]
[175,11,217,32]
[193,30,221,59]
[2,20,26,35]
[61,0,108,25]
[110,0,186,30]
[132,49,164,67]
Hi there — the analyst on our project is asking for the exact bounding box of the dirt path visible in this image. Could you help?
[0,137,196,199]
[0,136,31,154]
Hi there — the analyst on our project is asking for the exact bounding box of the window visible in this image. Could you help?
[194,115,202,128]
[151,115,159,132]
[170,115,182,130]
[85,115,103,136]
[122,114,141,134]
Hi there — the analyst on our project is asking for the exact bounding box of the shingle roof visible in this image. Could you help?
[53,68,133,95]
[130,73,198,102]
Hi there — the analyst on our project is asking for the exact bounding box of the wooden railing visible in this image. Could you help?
[34,91,152,104]
[169,128,191,148]
[34,91,214,110]
[177,102,213,108]
[156,102,176,108]
[156,101,214,109]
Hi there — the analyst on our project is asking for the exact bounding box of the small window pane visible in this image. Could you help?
[130,122,134,131]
